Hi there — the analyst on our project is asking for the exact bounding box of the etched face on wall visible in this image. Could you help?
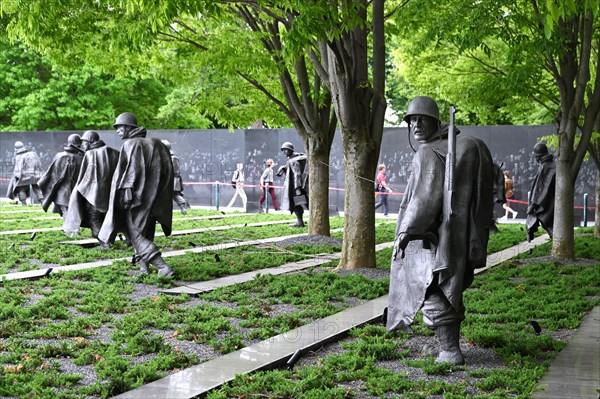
[409,115,439,143]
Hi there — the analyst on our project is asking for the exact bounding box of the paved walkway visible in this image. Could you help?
[531,305,600,399]
[114,234,592,399]
[160,241,394,296]
[0,230,336,282]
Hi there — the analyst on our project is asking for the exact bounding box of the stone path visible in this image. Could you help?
[56,219,294,246]
[160,242,394,296]
[0,214,287,236]
[531,305,600,399]
[0,229,344,282]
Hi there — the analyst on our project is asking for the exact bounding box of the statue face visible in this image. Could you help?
[409,115,439,143]
[81,140,90,151]
[282,148,293,157]
[116,125,131,140]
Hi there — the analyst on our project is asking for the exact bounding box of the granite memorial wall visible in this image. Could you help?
[0,126,596,222]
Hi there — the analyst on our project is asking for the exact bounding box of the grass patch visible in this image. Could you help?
[1,204,596,398]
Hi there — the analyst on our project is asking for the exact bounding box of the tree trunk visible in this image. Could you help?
[306,135,331,236]
[336,130,378,269]
[551,154,575,258]
[596,169,600,237]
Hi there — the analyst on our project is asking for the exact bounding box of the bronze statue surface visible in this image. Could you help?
[277,142,309,227]
[387,96,495,365]
[526,142,555,240]
[98,113,175,277]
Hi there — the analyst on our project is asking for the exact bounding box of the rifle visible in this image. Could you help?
[446,106,456,218]
[432,106,456,273]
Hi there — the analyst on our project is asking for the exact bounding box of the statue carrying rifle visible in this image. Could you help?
[387,97,494,365]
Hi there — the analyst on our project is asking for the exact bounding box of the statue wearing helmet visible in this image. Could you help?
[276,142,308,227]
[387,96,495,366]
[526,142,555,241]
[63,131,119,240]
[38,135,84,216]
[14,141,26,154]
[7,141,44,206]
[161,139,190,214]
[80,130,100,152]
[98,113,175,277]
[113,112,138,128]
[405,96,442,144]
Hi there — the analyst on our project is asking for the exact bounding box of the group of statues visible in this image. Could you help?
[8,113,175,277]
[6,96,557,365]
[7,113,310,277]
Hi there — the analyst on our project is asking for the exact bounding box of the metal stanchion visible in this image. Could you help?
[215,181,220,211]
[265,183,269,214]
[583,193,588,227]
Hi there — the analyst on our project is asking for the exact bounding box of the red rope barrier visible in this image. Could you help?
[1,177,595,210]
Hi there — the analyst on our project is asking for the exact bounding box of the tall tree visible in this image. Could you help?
[390,0,599,258]
[2,1,392,263]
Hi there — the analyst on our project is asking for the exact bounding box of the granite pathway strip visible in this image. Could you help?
[57,219,295,246]
[113,236,552,399]
[112,296,389,399]
[0,229,343,282]
[0,214,286,236]
[160,241,394,296]
[531,305,600,399]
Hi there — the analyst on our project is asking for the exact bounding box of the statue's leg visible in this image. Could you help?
[86,203,105,241]
[17,188,28,206]
[174,192,189,214]
[58,205,68,217]
[131,219,173,277]
[421,283,465,365]
[31,184,44,203]
[290,206,304,227]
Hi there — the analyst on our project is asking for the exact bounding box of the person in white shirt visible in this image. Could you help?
[227,163,248,210]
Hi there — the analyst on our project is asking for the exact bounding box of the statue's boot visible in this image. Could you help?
[434,323,465,365]
[289,211,305,227]
[289,218,305,227]
[18,191,28,206]
[151,255,174,277]
[137,258,150,275]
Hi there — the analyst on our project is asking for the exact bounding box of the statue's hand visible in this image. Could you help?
[393,233,411,261]
[295,188,303,196]
[276,165,285,176]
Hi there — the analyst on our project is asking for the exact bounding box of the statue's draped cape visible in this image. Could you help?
[387,135,494,332]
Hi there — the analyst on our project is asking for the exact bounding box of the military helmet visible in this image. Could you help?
[113,112,138,128]
[404,96,440,123]
[81,130,100,142]
[14,141,24,150]
[67,134,82,148]
[532,142,548,156]
[161,139,171,150]
[281,142,294,151]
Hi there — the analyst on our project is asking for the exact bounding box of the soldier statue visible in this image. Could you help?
[387,96,494,365]
[277,142,309,227]
[39,134,84,216]
[7,141,44,206]
[98,113,175,277]
[161,139,190,214]
[526,142,555,241]
[63,130,119,240]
